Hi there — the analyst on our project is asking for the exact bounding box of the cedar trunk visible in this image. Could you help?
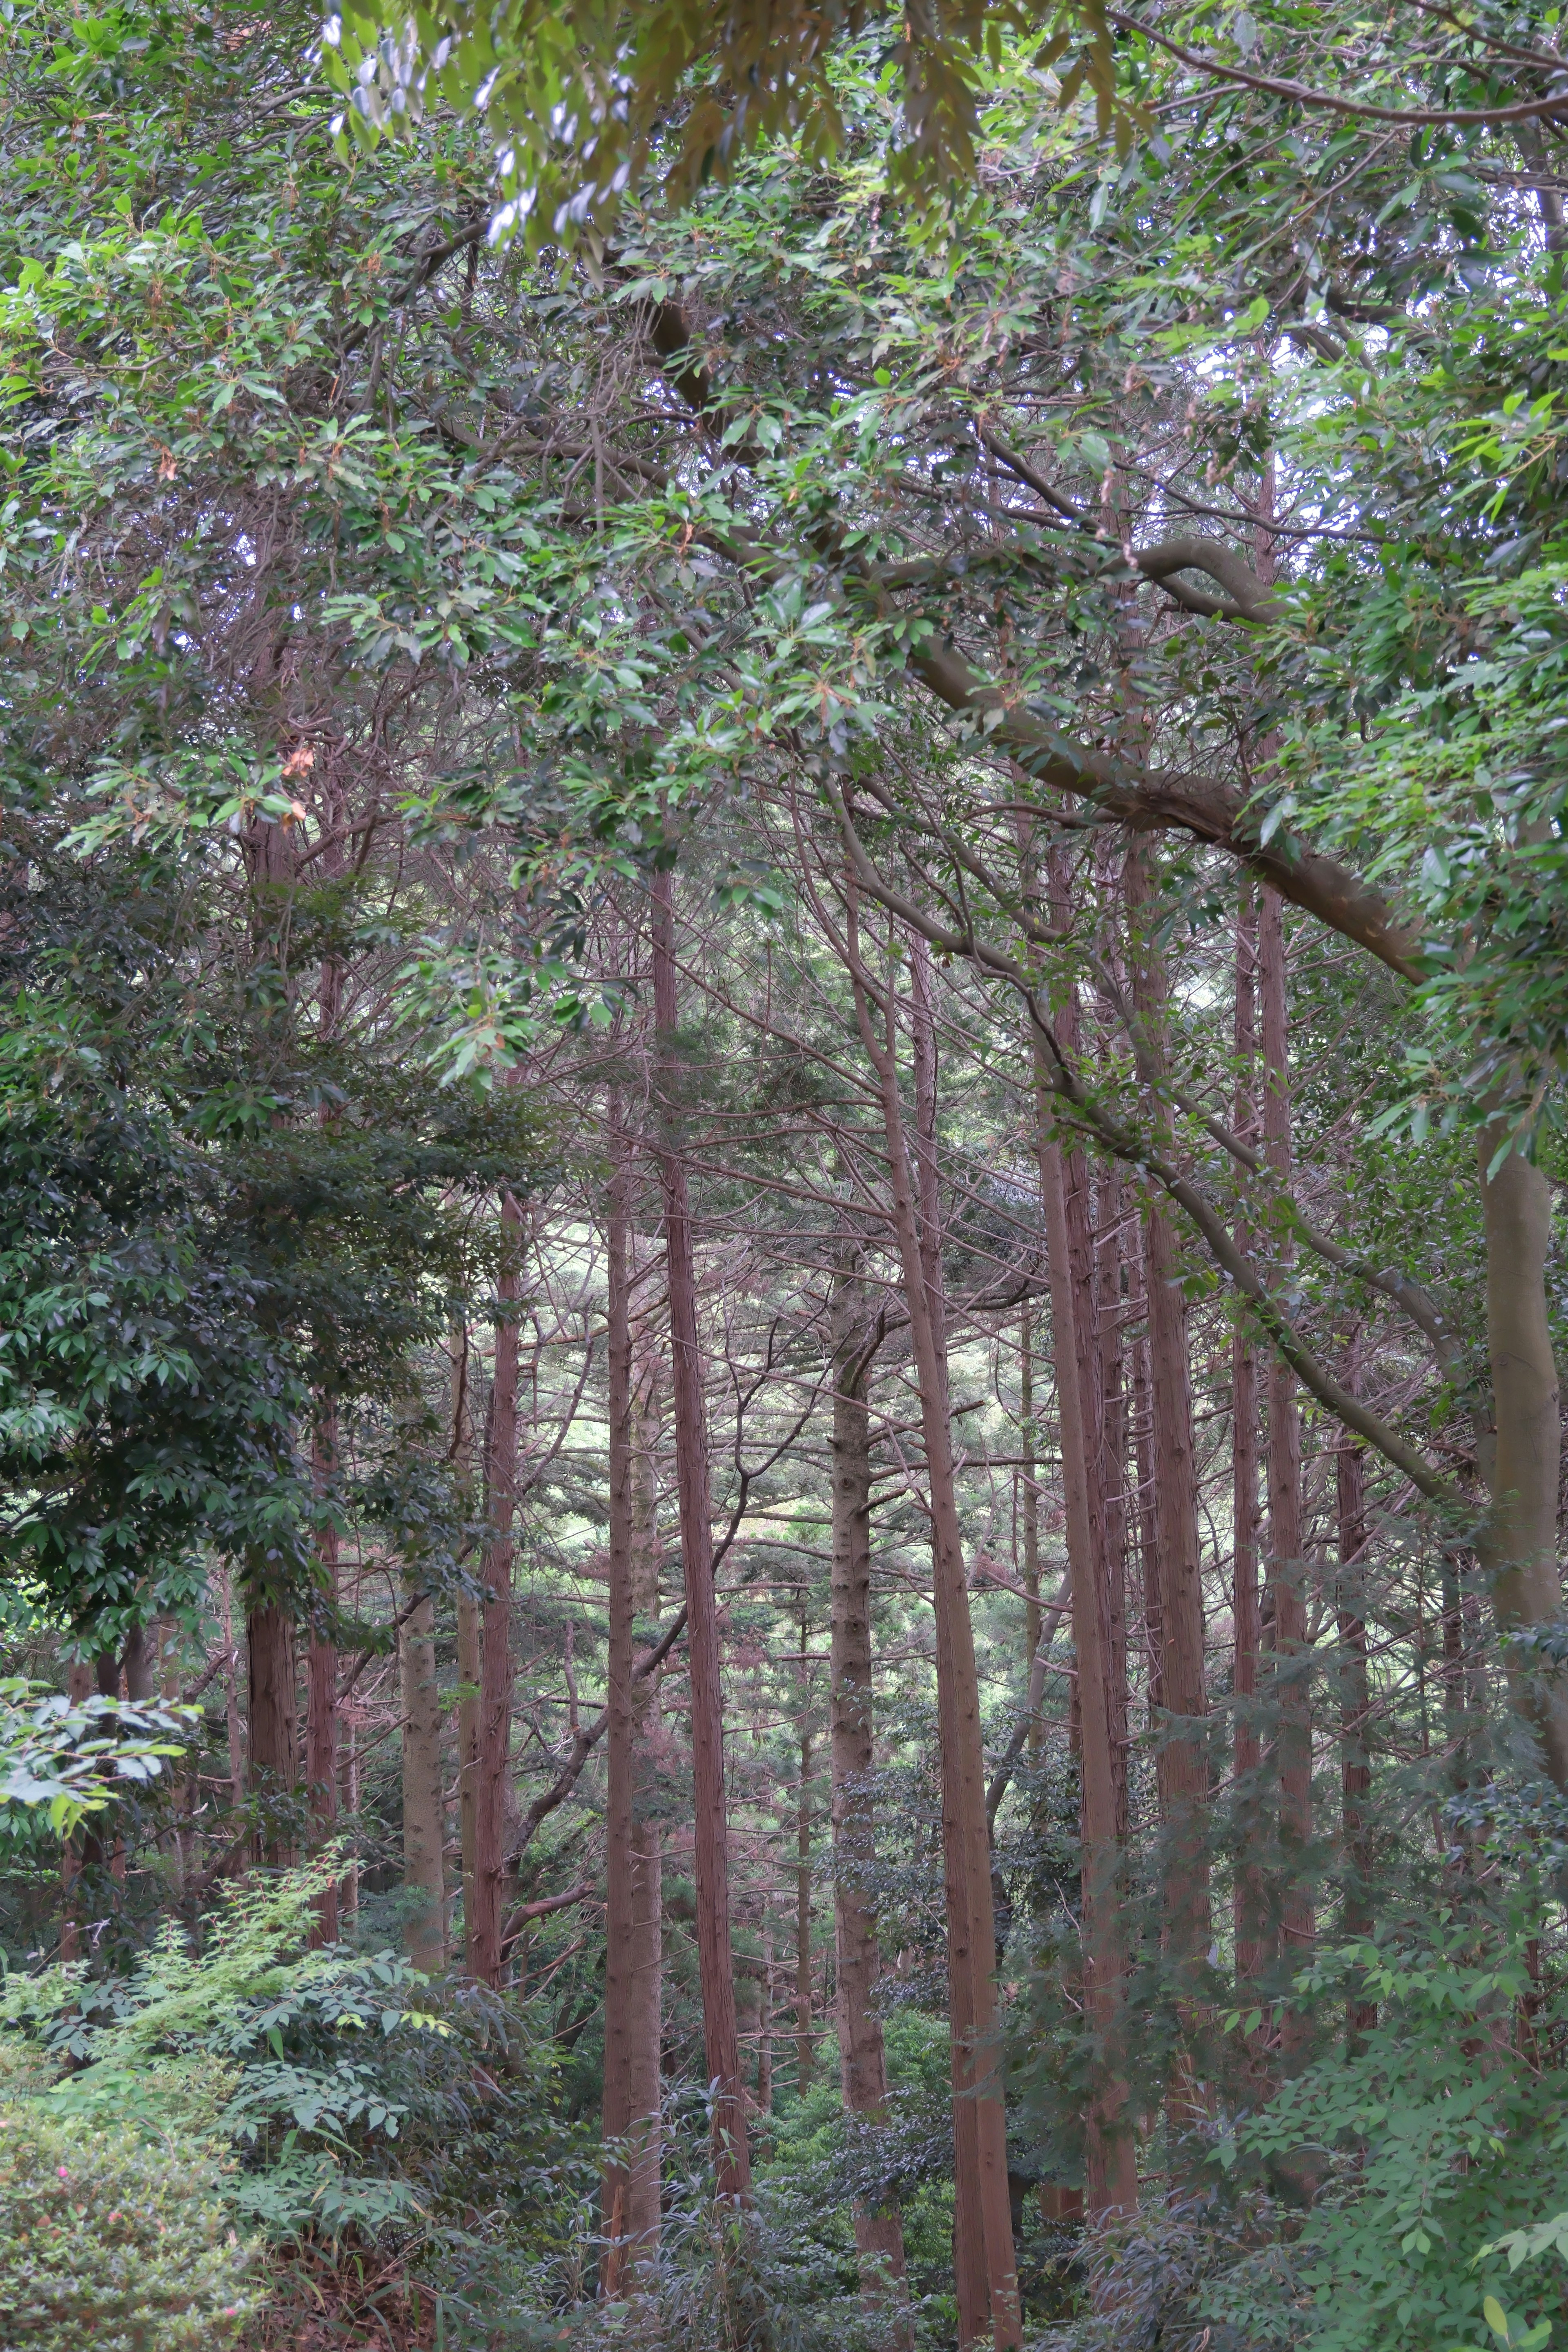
[844,909,1018,2348]
[401,1592,446,1972]
[829,1259,908,2299]
[602,1130,664,2287]
[1034,1066,1139,2221]
[308,1409,340,1944]
[1260,892,1313,2004]
[908,932,1021,2351]
[1231,884,1269,1998]
[1479,1135,1568,1784]
[650,869,750,2204]
[247,1599,297,1865]
[1124,847,1211,2104]
[470,1191,523,1987]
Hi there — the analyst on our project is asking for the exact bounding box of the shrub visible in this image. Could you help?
[0,2101,256,2352]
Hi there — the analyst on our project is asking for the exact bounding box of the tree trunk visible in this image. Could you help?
[308,1408,340,1944]
[60,1657,94,1961]
[829,1257,908,2300]
[1232,884,1268,2001]
[1034,1063,1140,2222]
[796,1712,815,2097]
[1260,890,1313,2014]
[650,867,750,2205]
[470,1189,523,1988]
[1020,1304,1044,1765]
[844,907,1018,2348]
[603,1128,664,2289]
[1124,847,1211,2114]
[626,1266,664,2259]
[908,929,1021,2352]
[1480,1135,1568,1784]
[451,1327,481,1960]
[1334,1401,1377,2044]
[247,1599,297,1865]
[401,1592,445,1972]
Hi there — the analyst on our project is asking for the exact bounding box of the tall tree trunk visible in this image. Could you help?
[470,1190,523,1988]
[60,1656,94,1961]
[844,902,1019,2350]
[625,1263,664,2260]
[1124,848,1211,2117]
[829,1256,908,2300]
[401,1590,445,1972]
[247,1599,297,1866]
[451,1326,481,1960]
[1020,1303,1044,1765]
[1061,1097,1128,1844]
[650,867,750,2205]
[1260,891,1313,2016]
[603,1129,664,2289]
[1480,1136,1568,1784]
[907,928,1021,2352]
[796,1708,816,2097]
[1334,1389,1377,2044]
[1232,884,1269,2000]
[1033,1055,1139,2221]
[307,1408,340,1944]
[1096,1164,1131,1836]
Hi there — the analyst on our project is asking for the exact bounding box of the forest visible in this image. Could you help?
[3,1,1568,2347]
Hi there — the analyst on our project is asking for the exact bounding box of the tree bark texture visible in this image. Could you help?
[247,1600,297,1865]
[1033,1053,1140,2222]
[602,1135,664,2287]
[796,1713,816,2097]
[907,929,1021,2351]
[829,1256,908,2300]
[470,1189,523,1989]
[650,867,750,2205]
[307,1407,340,1944]
[842,907,1017,2345]
[401,1592,445,1972]
[1020,1304,1044,1764]
[1123,848,1212,2079]
[1260,890,1313,2002]
[1480,1133,1568,1785]
[1232,884,1268,1998]
[450,1325,481,1949]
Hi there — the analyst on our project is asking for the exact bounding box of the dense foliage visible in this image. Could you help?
[7,3,1568,2350]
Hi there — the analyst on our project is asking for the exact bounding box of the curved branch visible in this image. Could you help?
[823,780,1461,1506]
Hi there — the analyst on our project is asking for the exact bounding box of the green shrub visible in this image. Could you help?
[0,2102,256,2352]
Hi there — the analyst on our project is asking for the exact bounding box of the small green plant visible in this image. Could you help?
[0,2099,255,2351]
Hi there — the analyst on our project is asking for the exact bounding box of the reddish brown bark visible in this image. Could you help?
[470,1190,523,1988]
[1034,1067,1139,2221]
[401,1590,445,1973]
[907,930,1020,2351]
[1020,1303,1044,1764]
[796,1706,816,2097]
[1231,886,1267,2004]
[1124,851,1211,2112]
[307,1408,340,1944]
[842,907,1018,2347]
[1260,891,1314,2009]
[247,1599,297,1865]
[650,868,750,2205]
[602,1123,664,2289]
[829,1257,908,2301]
[450,1325,481,1943]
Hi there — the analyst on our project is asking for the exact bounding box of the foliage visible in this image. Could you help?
[0,1860,457,2236]
[0,1677,195,1837]
[0,2098,256,2352]
[1201,1907,1568,2352]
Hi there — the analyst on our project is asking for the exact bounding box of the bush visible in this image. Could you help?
[0,2102,255,2352]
